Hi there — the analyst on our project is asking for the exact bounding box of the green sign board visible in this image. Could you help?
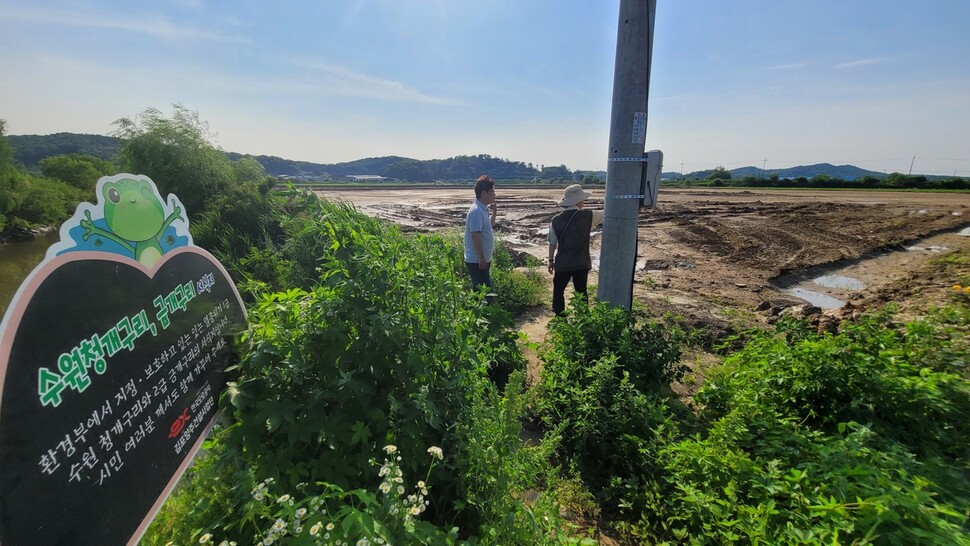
[0,174,248,545]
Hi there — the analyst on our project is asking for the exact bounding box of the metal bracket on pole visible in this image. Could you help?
[608,157,647,162]
[607,151,662,207]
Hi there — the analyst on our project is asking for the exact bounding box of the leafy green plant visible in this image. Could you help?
[184,197,564,544]
[640,304,970,545]
[534,300,685,513]
[193,445,457,546]
[698,308,970,461]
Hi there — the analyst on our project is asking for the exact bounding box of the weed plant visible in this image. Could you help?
[143,195,574,545]
[636,308,970,545]
[532,294,969,545]
[534,300,686,515]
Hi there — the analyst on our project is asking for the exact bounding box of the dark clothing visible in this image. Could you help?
[465,261,495,304]
[550,209,596,316]
[551,209,594,272]
[552,268,589,315]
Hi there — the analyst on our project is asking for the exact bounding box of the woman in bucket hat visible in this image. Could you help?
[547,184,603,316]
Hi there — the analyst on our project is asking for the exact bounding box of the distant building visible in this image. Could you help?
[347,175,385,182]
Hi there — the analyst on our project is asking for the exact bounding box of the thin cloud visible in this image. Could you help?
[836,57,892,68]
[767,63,805,70]
[294,59,461,106]
[0,5,249,43]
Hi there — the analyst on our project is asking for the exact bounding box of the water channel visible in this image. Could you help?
[0,232,59,317]
[779,227,970,309]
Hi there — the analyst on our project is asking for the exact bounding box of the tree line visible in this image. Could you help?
[670,166,970,191]
[8,131,594,184]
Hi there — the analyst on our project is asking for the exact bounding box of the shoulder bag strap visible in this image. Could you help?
[554,209,580,243]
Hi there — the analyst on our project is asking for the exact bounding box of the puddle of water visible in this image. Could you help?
[908,245,952,252]
[786,287,845,309]
[781,226,969,310]
[536,227,549,236]
[953,212,963,216]
[814,275,864,290]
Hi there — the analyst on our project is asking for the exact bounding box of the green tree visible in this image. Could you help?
[380,158,434,182]
[0,120,26,231]
[810,174,833,187]
[112,105,235,216]
[13,176,85,226]
[707,166,732,181]
[39,154,114,193]
[539,164,571,180]
[112,106,285,284]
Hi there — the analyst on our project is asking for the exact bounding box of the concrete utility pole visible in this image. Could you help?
[597,0,657,309]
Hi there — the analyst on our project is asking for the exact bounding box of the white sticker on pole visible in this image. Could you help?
[631,112,647,144]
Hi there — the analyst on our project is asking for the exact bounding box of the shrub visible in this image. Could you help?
[189,198,556,543]
[534,300,685,512]
[698,309,970,461]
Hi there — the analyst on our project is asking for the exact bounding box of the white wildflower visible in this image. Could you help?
[383,445,397,454]
[199,534,212,544]
[310,523,323,536]
[427,446,443,460]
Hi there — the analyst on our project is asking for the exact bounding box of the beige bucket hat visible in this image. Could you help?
[558,184,592,207]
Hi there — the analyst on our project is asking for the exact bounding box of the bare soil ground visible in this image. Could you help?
[318,186,969,380]
[319,186,968,312]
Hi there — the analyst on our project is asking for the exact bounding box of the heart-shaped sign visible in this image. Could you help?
[0,175,248,545]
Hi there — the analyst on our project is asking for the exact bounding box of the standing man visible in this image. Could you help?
[464,175,497,299]
[548,184,603,316]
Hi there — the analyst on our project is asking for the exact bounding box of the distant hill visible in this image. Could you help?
[675,163,887,181]
[228,152,542,181]
[8,132,928,182]
[8,133,122,170]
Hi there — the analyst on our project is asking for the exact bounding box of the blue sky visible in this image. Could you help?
[1,1,968,176]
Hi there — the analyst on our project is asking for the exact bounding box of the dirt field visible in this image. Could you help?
[316,186,970,343]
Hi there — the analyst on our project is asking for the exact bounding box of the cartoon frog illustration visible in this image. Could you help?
[79,178,183,268]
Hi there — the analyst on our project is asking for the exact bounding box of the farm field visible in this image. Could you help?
[317,186,970,332]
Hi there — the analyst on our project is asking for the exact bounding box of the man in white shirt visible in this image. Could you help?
[464,175,497,300]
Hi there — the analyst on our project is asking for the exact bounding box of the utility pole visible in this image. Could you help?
[598,0,656,309]
[909,155,916,175]
[762,158,767,179]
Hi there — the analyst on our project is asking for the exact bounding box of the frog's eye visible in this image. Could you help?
[107,188,121,203]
